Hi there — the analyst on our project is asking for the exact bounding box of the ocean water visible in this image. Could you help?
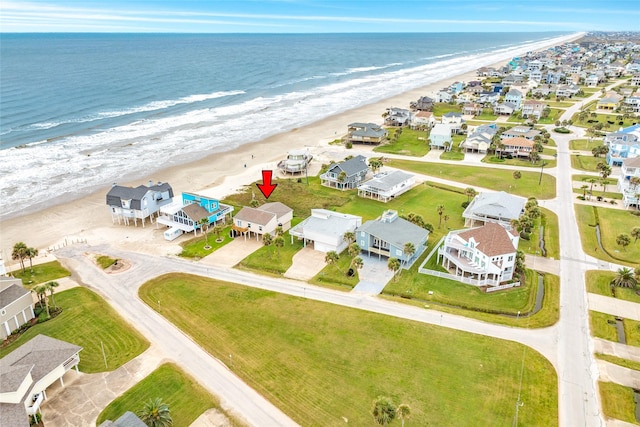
[0,32,575,219]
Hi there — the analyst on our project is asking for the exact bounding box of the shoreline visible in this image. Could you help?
[0,33,583,260]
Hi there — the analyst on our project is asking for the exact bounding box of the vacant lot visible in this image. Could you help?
[140,273,558,426]
[374,127,429,157]
[12,260,70,286]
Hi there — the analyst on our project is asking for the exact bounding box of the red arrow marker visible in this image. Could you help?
[256,170,278,199]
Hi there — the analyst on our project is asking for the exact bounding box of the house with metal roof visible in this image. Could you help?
[0,277,35,341]
[357,171,415,203]
[356,210,428,268]
[463,191,526,228]
[156,192,234,241]
[289,210,362,253]
[346,123,388,145]
[232,202,293,241]
[0,335,82,427]
[320,155,369,190]
[106,180,174,227]
[436,222,519,286]
[429,123,452,150]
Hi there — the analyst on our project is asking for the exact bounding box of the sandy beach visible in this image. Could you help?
[0,34,582,266]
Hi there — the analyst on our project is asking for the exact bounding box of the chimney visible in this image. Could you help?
[148,180,153,188]
[112,182,117,187]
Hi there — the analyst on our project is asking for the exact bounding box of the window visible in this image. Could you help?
[259,226,263,231]
[396,249,402,256]
[236,220,241,226]
[508,255,514,261]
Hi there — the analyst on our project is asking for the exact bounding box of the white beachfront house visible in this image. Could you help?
[277,149,313,174]
[289,209,362,253]
[436,222,519,286]
[463,191,526,228]
[357,171,415,203]
[106,180,174,227]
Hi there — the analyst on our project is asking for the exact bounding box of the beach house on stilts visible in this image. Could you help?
[106,181,174,227]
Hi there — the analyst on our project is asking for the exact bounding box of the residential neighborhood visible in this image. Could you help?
[3,32,640,427]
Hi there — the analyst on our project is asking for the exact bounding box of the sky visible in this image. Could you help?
[1,0,639,33]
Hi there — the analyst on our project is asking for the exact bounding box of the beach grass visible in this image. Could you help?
[599,381,640,425]
[179,225,233,259]
[574,205,640,266]
[586,270,640,303]
[571,154,606,172]
[139,273,558,426]
[387,159,557,199]
[431,102,461,117]
[373,127,429,157]
[11,260,70,286]
[96,363,234,427]
[0,287,149,373]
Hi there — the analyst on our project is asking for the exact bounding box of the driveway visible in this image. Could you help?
[284,247,326,281]
[200,238,262,268]
[352,254,395,294]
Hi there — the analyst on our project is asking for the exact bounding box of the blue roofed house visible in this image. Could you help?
[320,155,369,190]
[106,180,174,227]
[504,89,523,110]
[156,192,234,240]
[428,123,452,150]
[605,125,640,166]
[356,210,429,268]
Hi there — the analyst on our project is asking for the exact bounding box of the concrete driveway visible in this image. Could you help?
[200,238,262,268]
[284,246,325,281]
[352,254,394,294]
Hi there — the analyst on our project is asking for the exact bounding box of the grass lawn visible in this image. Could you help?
[11,260,70,286]
[431,102,461,117]
[439,135,466,161]
[237,228,304,276]
[0,288,148,372]
[597,353,640,372]
[139,273,558,426]
[572,112,639,129]
[599,382,640,425]
[538,108,564,125]
[96,255,118,269]
[97,363,233,426]
[519,207,560,259]
[575,205,640,266]
[573,175,617,186]
[482,156,557,169]
[586,270,640,304]
[474,110,498,121]
[373,128,429,157]
[309,250,360,290]
[590,311,640,347]
[388,159,557,199]
[545,101,577,108]
[571,154,607,172]
[573,188,622,200]
[179,225,234,259]
[569,138,604,151]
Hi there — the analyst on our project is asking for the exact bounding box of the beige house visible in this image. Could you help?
[499,137,534,158]
[0,335,82,427]
[232,202,293,240]
[0,278,35,341]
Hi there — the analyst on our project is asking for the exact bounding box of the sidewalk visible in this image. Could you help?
[588,293,640,322]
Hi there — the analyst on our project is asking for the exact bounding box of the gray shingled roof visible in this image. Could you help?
[106,182,173,210]
[328,155,368,177]
[235,207,276,225]
[0,402,29,427]
[465,191,526,220]
[0,284,30,310]
[181,203,209,222]
[99,411,147,427]
[358,214,428,249]
[259,202,293,219]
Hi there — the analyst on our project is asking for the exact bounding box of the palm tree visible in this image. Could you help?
[343,231,356,245]
[138,398,173,427]
[46,281,60,309]
[372,396,396,426]
[581,184,589,198]
[34,283,50,318]
[369,158,383,174]
[12,242,28,273]
[262,233,273,258]
[25,247,38,272]
[436,204,445,229]
[397,403,411,427]
[632,227,640,244]
[348,243,361,259]
[616,233,631,251]
[403,242,416,268]
[350,256,364,276]
[588,178,598,199]
[611,267,637,289]
[197,217,210,245]
[213,225,224,242]
[249,199,260,208]
[630,176,640,192]
[274,236,284,258]
[512,170,521,188]
[464,187,477,203]
[388,257,401,280]
[325,251,340,273]
[529,151,540,164]
[337,171,347,189]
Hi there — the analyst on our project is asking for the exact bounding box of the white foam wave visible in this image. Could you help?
[0,33,581,220]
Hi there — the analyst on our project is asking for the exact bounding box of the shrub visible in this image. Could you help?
[520,232,531,240]
[553,127,570,134]
[597,196,603,201]
[461,201,470,208]
[577,196,586,201]
[609,200,617,205]
[345,141,353,149]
